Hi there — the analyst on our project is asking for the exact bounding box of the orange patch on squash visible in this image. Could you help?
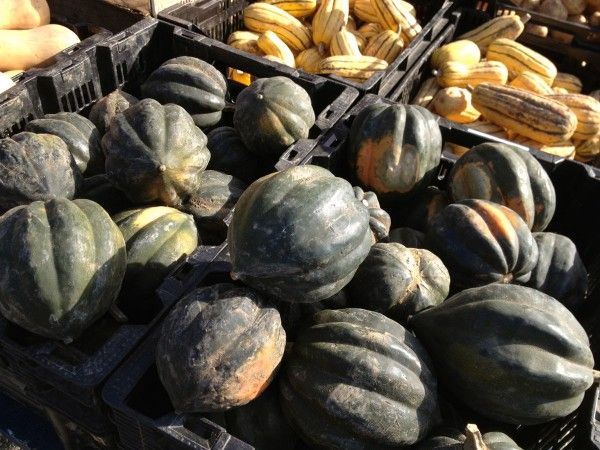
[355,135,399,194]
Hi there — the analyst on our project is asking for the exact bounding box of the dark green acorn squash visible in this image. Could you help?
[409,283,595,425]
[448,143,556,231]
[156,283,286,413]
[181,170,246,245]
[26,112,104,175]
[207,126,263,183]
[389,227,425,248]
[140,56,227,128]
[224,380,299,450]
[348,103,442,198]
[113,206,198,304]
[79,174,133,215]
[417,425,522,450]
[233,77,315,158]
[228,165,372,303]
[353,186,391,242]
[0,132,80,214]
[88,89,138,135]
[518,232,587,312]
[102,98,210,207]
[280,308,441,449]
[347,243,449,323]
[0,198,126,342]
[425,199,538,288]
[405,186,450,231]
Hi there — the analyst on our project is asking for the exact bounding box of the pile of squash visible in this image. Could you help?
[151,99,597,449]
[411,14,600,162]
[0,0,81,93]
[0,54,318,343]
[225,0,423,84]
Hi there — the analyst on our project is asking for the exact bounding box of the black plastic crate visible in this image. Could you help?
[301,92,600,449]
[0,74,43,138]
[157,0,456,96]
[94,17,359,168]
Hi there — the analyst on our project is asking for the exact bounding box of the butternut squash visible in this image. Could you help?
[0,72,15,95]
[0,0,50,30]
[432,87,481,123]
[0,25,81,72]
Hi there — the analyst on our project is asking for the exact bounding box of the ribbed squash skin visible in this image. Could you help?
[487,38,557,85]
[243,3,312,52]
[79,174,132,216]
[114,206,198,301]
[472,84,578,144]
[263,0,317,17]
[140,56,227,128]
[312,0,349,48]
[206,127,262,183]
[0,132,80,214]
[425,199,538,288]
[430,40,481,70]
[224,382,300,450]
[233,77,315,158]
[319,55,388,81]
[436,61,508,88]
[372,0,421,39]
[457,15,525,52]
[348,243,449,323]
[432,87,480,123]
[549,94,600,140]
[410,283,594,425]
[280,308,441,449]
[357,22,384,40]
[417,429,522,449]
[227,31,261,54]
[330,28,362,57]
[353,186,391,242]
[88,90,139,135]
[509,71,554,95]
[518,232,588,312]
[405,186,450,231]
[448,143,556,231]
[0,198,126,342]
[257,30,296,67]
[412,77,441,109]
[576,137,600,158]
[353,0,380,23]
[103,99,210,207]
[228,165,372,303]
[514,135,576,158]
[363,30,404,63]
[348,103,442,197]
[553,72,583,93]
[296,47,325,73]
[26,112,103,175]
[389,227,425,248]
[156,283,286,413]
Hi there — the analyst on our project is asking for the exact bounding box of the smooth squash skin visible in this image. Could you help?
[0,25,80,71]
[26,112,104,175]
[0,0,50,30]
[518,232,588,312]
[280,308,441,449]
[0,198,126,342]
[228,165,372,303]
[0,132,80,214]
[102,99,210,207]
[206,126,263,183]
[348,103,442,199]
[347,243,450,323]
[425,199,538,288]
[88,90,139,135]
[233,76,315,158]
[409,283,595,425]
[156,283,286,413]
[448,143,556,231]
[140,56,227,129]
[389,227,425,248]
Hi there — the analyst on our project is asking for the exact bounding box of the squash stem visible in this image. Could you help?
[464,424,490,450]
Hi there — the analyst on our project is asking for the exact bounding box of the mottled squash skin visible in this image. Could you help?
[0,132,80,214]
[102,99,210,207]
[156,283,286,413]
[0,198,126,342]
[113,207,198,303]
[280,308,441,449]
[353,186,390,242]
[228,165,372,303]
[206,126,262,183]
[417,428,522,449]
[348,243,450,323]
[224,381,300,450]
[410,283,594,425]
[348,103,442,198]
[233,76,316,158]
[425,199,538,288]
[405,186,450,231]
[141,56,227,128]
[389,227,425,248]
[518,232,587,312]
[88,90,138,135]
[449,143,556,231]
[26,112,104,175]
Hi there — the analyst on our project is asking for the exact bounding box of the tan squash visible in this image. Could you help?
[432,87,481,123]
[0,72,15,95]
[0,25,81,71]
[0,0,50,30]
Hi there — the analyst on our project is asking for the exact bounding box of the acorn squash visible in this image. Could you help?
[0,198,126,342]
[206,126,262,183]
[228,165,372,303]
[88,90,139,135]
[410,283,594,425]
[417,425,522,449]
[425,199,538,288]
[404,186,450,231]
[102,99,210,207]
[156,283,286,413]
[79,174,132,215]
[353,186,391,242]
[389,227,425,248]
[140,56,227,129]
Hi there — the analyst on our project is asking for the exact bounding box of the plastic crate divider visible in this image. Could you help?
[0,75,44,137]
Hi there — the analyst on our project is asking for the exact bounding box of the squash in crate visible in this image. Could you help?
[318,55,389,82]
[456,15,526,52]
[0,0,49,29]
[363,30,404,64]
[312,0,350,48]
[549,93,600,141]
[487,38,557,85]
[227,31,262,54]
[296,47,326,73]
[263,0,317,17]
[353,186,391,242]
[436,61,509,88]
[432,87,481,123]
[372,0,421,40]
[88,90,139,136]
[206,127,262,183]
[553,72,583,93]
[430,40,481,70]
[330,29,362,57]
[417,425,523,450]
[509,71,554,95]
[257,31,296,67]
[388,227,425,248]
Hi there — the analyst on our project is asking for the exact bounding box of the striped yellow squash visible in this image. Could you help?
[263,0,317,17]
[363,30,404,63]
[330,28,362,56]
[312,0,349,48]
[257,30,296,67]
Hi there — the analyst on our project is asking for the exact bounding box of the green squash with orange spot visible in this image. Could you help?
[348,103,442,198]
